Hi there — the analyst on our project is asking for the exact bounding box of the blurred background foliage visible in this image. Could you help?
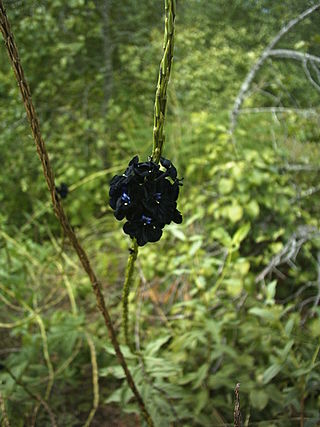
[1,0,320,426]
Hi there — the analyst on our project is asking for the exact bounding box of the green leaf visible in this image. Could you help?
[232,222,251,246]
[145,335,172,356]
[246,199,260,217]
[168,226,186,241]
[195,388,209,415]
[211,227,232,247]
[250,389,269,410]
[189,239,202,256]
[218,178,234,194]
[249,307,277,321]
[192,363,209,389]
[227,204,243,223]
[263,364,282,384]
[266,280,277,305]
[225,277,243,296]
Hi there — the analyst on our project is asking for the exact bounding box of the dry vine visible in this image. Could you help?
[0,2,154,425]
[233,383,242,427]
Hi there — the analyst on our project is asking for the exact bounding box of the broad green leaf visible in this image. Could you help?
[218,178,234,194]
[232,223,251,246]
[227,204,243,223]
[225,277,243,296]
[145,335,172,356]
[211,227,232,247]
[249,307,277,321]
[263,364,282,384]
[250,389,269,410]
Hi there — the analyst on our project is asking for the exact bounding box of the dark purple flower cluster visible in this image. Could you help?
[56,183,69,199]
[109,156,182,246]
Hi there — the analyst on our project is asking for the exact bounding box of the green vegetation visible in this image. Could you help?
[1,1,320,426]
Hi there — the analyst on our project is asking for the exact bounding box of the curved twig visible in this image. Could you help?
[269,48,320,64]
[4,366,57,427]
[230,2,320,135]
[0,3,153,426]
[302,58,320,94]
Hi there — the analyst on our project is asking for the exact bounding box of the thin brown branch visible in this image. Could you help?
[233,383,242,427]
[4,366,57,427]
[0,3,153,425]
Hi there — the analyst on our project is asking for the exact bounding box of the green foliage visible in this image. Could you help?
[1,0,320,426]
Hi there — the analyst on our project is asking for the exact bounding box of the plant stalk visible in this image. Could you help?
[122,238,138,351]
[152,0,176,164]
[0,3,154,425]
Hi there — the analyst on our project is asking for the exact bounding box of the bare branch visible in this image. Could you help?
[230,2,320,135]
[314,252,320,308]
[239,107,319,117]
[281,163,320,172]
[310,60,320,82]
[269,49,320,65]
[256,226,320,283]
[302,58,320,94]
[296,184,320,200]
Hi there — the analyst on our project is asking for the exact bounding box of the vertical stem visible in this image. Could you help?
[300,393,304,427]
[122,239,138,351]
[0,3,154,426]
[152,0,176,164]
[84,332,99,427]
[122,0,177,353]
[234,383,242,427]
[0,391,10,427]
[31,314,54,425]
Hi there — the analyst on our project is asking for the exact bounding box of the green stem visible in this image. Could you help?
[122,0,176,352]
[122,239,138,351]
[152,0,176,164]
[211,251,232,297]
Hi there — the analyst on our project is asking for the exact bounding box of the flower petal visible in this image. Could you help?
[173,209,183,224]
[146,225,163,243]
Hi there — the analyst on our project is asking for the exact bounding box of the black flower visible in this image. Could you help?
[123,213,164,246]
[109,155,183,246]
[160,157,177,179]
[56,183,69,199]
[143,178,182,224]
